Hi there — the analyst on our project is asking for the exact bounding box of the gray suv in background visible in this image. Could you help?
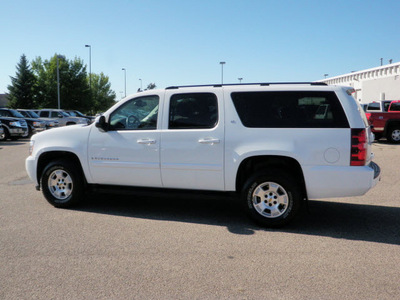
[37,109,88,126]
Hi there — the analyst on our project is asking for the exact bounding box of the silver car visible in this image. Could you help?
[37,109,88,126]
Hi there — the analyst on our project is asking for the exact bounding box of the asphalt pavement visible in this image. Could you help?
[0,139,399,299]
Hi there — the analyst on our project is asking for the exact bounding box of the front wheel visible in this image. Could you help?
[41,159,84,208]
[386,127,400,143]
[242,171,302,227]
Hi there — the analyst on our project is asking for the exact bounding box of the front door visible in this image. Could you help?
[88,95,162,187]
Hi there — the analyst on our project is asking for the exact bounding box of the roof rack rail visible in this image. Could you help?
[166,82,327,89]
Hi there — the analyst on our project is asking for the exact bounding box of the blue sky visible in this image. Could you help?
[1,0,399,100]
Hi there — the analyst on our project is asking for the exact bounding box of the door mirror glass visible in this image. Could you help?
[95,115,108,132]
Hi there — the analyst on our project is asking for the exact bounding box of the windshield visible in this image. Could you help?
[18,110,30,117]
[10,109,25,118]
[60,111,70,117]
[27,111,40,118]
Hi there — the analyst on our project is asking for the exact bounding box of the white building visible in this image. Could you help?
[320,61,400,104]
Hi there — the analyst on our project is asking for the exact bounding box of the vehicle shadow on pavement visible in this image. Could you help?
[0,141,28,147]
[76,193,400,245]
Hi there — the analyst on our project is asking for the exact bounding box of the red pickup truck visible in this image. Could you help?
[365,100,400,143]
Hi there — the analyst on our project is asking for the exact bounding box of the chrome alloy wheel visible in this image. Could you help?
[47,169,73,200]
[391,129,400,142]
[251,181,289,218]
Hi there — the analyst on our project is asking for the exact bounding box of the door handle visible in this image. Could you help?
[198,138,220,145]
[137,139,156,145]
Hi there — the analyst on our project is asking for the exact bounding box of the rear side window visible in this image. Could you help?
[40,111,49,117]
[367,103,381,111]
[169,93,218,129]
[231,91,349,128]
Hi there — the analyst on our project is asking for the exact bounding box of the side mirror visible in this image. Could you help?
[95,115,109,132]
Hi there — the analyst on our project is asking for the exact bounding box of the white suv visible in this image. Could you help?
[26,83,380,227]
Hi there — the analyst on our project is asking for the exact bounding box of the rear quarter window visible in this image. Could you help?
[231,91,349,128]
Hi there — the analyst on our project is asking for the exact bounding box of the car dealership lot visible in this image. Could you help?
[1,139,399,299]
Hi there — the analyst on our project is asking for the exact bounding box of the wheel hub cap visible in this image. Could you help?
[252,182,289,218]
[48,170,73,200]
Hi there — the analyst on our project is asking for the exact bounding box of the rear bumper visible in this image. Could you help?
[304,162,381,199]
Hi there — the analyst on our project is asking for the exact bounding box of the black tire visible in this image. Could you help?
[386,127,400,144]
[373,133,382,141]
[0,128,10,141]
[242,170,302,227]
[41,159,84,208]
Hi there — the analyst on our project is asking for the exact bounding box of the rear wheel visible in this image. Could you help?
[242,170,302,227]
[386,127,400,143]
[41,159,84,208]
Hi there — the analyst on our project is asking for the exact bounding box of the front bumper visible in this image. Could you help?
[9,127,28,137]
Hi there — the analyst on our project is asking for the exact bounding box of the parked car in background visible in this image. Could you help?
[17,109,59,130]
[366,100,392,112]
[0,108,46,138]
[65,110,95,124]
[365,100,400,143]
[37,109,88,126]
[0,113,28,141]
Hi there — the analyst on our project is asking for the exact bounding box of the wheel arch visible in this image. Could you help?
[384,119,400,132]
[37,151,86,188]
[235,155,307,199]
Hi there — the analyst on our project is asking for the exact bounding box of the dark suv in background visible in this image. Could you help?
[0,109,29,141]
[0,108,45,138]
[17,109,59,130]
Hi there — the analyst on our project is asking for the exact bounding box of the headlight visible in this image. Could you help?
[9,121,20,127]
[33,121,40,127]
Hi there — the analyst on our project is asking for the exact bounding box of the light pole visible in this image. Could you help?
[238,77,243,83]
[324,74,329,79]
[220,62,226,84]
[122,68,126,97]
[85,45,91,90]
[139,78,142,91]
[56,55,63,109]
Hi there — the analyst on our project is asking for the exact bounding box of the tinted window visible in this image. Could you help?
[40,111,49,118]
[231,91,349,128]
[109,95,159,130]
[169,93,218,129]
[389,102,400,111]
[367,103,380,111]
[0,110,12,117]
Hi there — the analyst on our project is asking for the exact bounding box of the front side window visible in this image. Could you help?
[168,93,218,129]
[109,95,159,130]
[232,91,349,128]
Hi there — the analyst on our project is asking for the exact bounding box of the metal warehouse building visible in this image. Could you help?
[320,61,400,104]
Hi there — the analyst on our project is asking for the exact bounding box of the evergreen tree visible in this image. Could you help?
[7,54,37,108]
[146,83,157,90]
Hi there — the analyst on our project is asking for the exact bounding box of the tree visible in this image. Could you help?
[146,83,157,90]
[31,54,91,112]
[90,73,116,113]
[7,54,37,108]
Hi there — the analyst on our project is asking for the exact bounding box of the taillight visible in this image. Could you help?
[351,129,367,166]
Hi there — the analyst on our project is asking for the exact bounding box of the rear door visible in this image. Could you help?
[160,89,225,190]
